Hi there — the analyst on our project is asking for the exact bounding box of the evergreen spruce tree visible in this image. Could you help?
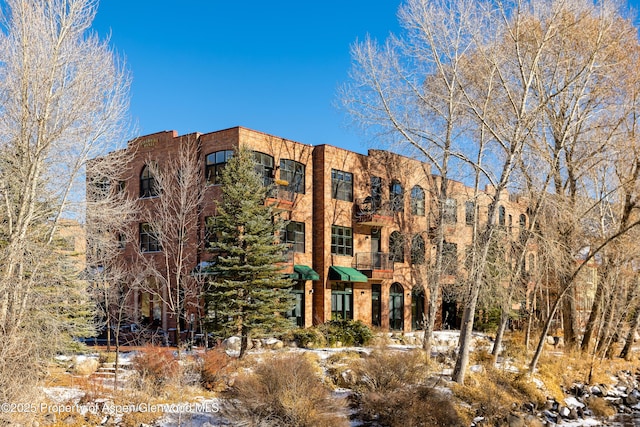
[205,146,295,357]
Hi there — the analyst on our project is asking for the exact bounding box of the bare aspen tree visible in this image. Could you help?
[135,136,205,350]
[0,0,130,408]
[342,0,483,358]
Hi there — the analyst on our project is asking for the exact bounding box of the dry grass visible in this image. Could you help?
[351,349,430,393]
[224,352,349,427]
[452,365,546,424]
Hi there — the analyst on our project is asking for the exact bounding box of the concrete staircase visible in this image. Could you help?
[90,362,135,387]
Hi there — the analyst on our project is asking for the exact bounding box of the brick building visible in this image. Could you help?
[105,126,533,334]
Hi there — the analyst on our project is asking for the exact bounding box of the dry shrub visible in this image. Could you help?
[357,386,464,427]
[584,396,616,418]
[352,349,429,392]
[132,345,179,390]
[225,353,348,427]
[453,366,545,424]
[200,346,234,391]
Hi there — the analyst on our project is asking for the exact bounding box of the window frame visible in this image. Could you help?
[331,225,353,256]
[140,164,159,198]
[331,283,353,321]
[410,185,425,216]
[389,231,405,263]
[205,150,234,185]
[465,201,475,226]
[282,221,305,253]
[443,198,457,224]
[280,159,305,194]
[140,223,161,253]
[331,169,353,202]
[389,180,404,212]
[442,241,458,276]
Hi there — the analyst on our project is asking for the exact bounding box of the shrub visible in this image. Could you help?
[318,320,373,347]
[289,327,326,348]
[357,386,464,427]
[200,346,233,391]
[224,353,348,426]
[132,346,179,390]
[352,349,429,393]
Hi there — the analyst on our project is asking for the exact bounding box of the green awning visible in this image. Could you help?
[328,266,368,283]
[290,265,320,281]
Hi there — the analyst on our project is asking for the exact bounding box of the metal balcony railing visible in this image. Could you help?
[355,252,394,271]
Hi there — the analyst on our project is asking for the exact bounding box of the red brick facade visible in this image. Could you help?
[109,126,532,334]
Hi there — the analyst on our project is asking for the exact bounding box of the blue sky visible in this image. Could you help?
[92,1,640,155]
[92,1,403,154]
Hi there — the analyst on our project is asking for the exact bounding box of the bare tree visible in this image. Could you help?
[0,0,130,408]
[135,136,205,350]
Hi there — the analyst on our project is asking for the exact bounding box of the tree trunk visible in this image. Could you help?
[620,305,640,361]
[492,308,509,364]
[422,283,440,356]
[580,278,605,352]
[562,287,578,350]
[452,280,480,383]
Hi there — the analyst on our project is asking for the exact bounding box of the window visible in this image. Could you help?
[411,234,425,265]
[205,150,233,185]
[140,223,161,252]
[390,180,404,212]
[331,283,353,320]
[528,253,535,272]
[519,214,527,230]
[508,214,513,233]
[389,231,404,263]
[331,225,353,256]
[498,205,506,226]
[117,233,126,250]
[371,176,382,209]
[253,152,274,187]
[442,242,458,275]
[389,283,404,331]
[410,186,425,216]
[465,201,475,225]
[443,198,457,223]
[282,221,305,253]
[140,164,158,198]
[280,159,305,194]
[90,177,111,200]
[331,169,353,202]
[288,282,305,327]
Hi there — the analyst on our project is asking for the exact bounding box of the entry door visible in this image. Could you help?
[371,284,381,327]
[371,228,382,269]
[389,283,404,331]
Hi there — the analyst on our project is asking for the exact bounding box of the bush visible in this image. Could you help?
[224,353,348,426]
[200,346,233,391]
[132,346,179,390]
[357,386,464,427]
[318,320,373,347]
[352,349,429,392]
[288,327,326,348]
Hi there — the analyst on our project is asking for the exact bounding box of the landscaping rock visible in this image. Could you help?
[263,338,284,349]
[507,412,524,427]
[222,336,241,352]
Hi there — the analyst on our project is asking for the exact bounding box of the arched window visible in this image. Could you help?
[498,205,506,226]
[411,234,425,265]
[205,150,233,185]
[389,283,404,331]
[389,180,404,212]
[528,253,535,272]
[410,186,425,216]
[519,214,527,229]
[140,164,158,198]
[389,231,404,263]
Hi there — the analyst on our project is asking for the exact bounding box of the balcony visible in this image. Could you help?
[265,178,295,211]
[354,252,394,279]
[354,197,394,226]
